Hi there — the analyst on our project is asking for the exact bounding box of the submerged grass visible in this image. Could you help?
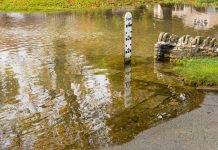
[174,58,218,86]
[0,0,217,12]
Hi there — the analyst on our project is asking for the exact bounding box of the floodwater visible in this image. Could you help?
[0,4,217,150]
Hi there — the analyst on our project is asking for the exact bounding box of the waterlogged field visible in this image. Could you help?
[0,4,217,149]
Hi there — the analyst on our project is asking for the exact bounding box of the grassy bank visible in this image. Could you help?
[0,0,217,11]
[174,58,218,86]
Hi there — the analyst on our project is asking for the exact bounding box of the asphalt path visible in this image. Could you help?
[108,92,218,150]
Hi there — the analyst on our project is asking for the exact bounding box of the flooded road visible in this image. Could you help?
[0,4,217,149]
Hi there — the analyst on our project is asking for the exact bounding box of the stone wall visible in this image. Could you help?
[155,32,218,62]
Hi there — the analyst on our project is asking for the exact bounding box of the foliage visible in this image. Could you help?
[174,58,218,86]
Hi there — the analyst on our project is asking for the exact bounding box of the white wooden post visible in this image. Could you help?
[124,12,132,63]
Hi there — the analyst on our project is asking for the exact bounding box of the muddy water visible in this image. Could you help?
[0,4,217,150]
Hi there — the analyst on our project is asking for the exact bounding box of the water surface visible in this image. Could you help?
[0,4,217,149]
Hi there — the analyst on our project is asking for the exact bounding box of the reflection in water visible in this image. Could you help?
[0,12,113,149]
[0,5,216,149]
[154,4,218,30]
[153,59,181,86]
[154,4,172,20]
[124,62,132,108]
[69,53,112,148]
[172,5,218,30]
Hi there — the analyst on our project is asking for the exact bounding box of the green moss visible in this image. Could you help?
[174,58,218,86]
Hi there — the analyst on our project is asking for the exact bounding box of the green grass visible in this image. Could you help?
[0,0,216,12]
[0,0,108,11]
[174,58,218,86]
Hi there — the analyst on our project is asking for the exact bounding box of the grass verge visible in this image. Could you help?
[174,58,218,86]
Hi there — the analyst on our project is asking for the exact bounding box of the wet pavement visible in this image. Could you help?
[109,92,218,150]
